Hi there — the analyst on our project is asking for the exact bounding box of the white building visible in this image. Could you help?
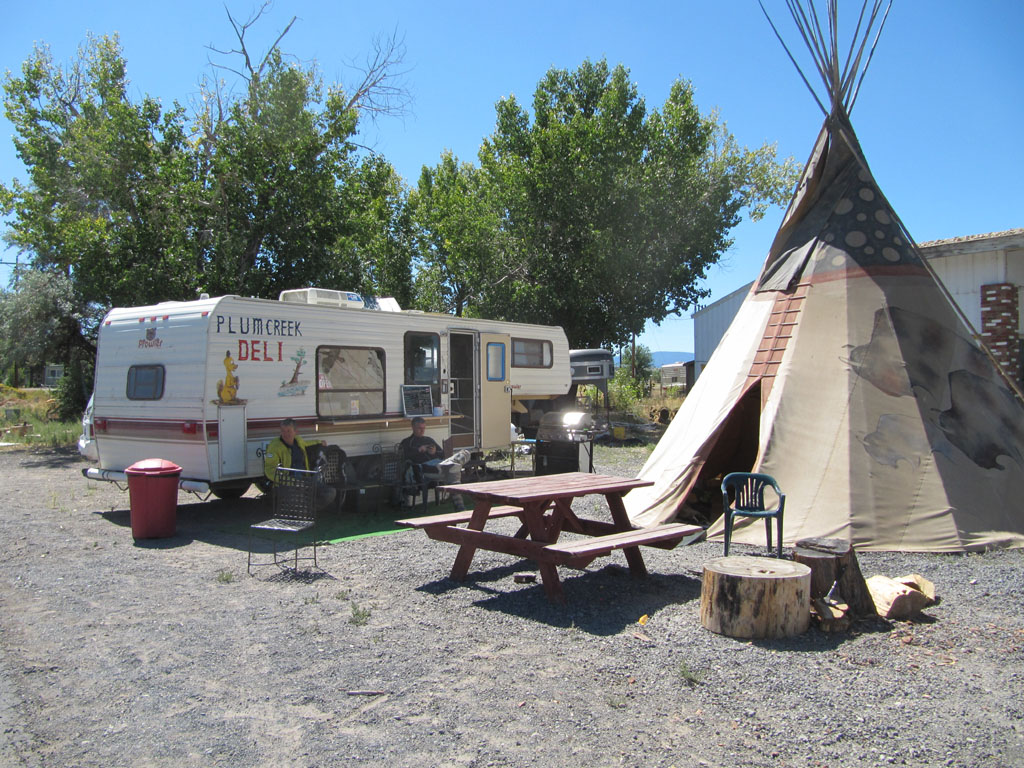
[920,229,1024,381]
[659,361,691,392]
[691,282,752,379]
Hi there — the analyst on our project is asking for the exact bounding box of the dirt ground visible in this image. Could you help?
[1,446,1023,768]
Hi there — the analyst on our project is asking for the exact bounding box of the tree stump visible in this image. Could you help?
[700,556,811,639]
[792,537,876,617]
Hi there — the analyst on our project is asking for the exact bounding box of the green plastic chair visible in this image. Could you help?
[720,472,786,558]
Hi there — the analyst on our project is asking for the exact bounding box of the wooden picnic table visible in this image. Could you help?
[397,472,701,603]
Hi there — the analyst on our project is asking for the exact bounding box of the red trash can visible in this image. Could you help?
[125,459,182,539]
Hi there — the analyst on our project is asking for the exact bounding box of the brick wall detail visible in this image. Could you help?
[979,283,1021,382]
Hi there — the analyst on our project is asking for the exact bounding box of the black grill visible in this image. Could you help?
[535,412,596,475]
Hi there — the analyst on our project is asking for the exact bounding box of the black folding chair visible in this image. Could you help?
[379,444,436,512]
[247,467,320,574]
[317,444,361,512]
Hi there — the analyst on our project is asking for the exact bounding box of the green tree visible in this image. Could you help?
[408,152,501,316]
[0,268,102,385]
[477,59,798,348]
[197,49,353,297]
[2,4,414,305]
[336,154,415,306]
[195,6,414,301]
[0,7,415,388]
[619,343,654,382]
[607,344,655,412]
[1,35,200,307]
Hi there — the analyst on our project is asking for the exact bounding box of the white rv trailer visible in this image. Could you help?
[83,289,571,497]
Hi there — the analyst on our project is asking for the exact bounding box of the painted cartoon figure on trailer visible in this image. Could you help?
[217,350,240,404]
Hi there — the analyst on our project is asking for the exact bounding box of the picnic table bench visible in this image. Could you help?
[398,472,702,603]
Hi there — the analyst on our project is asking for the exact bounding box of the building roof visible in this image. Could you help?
[918,228,1024,252]
[691,281,753,318]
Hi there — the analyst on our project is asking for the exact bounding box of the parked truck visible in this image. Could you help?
[81,288,571,498]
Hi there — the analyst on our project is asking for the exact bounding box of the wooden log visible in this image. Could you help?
[896,573,936,606]
[793,537,876,617]
[700,556,811,639]
[865,575,930,619]
[811,597,851,633]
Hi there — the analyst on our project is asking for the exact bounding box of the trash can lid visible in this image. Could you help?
[125,458,182,476]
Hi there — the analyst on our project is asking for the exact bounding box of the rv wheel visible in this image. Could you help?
[211,482,251,500]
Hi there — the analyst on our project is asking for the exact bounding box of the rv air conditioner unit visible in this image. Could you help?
[279,288,365,309]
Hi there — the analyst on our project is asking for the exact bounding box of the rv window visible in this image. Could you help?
[127,365,165,400]
[403,331,440,408]
[316,346,386,418]
[486,342,506,381]
[512,338,553,368]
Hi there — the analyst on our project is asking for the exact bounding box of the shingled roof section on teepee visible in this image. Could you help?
[624,0,1024,552]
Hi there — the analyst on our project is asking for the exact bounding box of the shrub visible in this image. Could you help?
[51,352,92,421]
[608,367,643,412]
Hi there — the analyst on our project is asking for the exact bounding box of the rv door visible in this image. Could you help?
[479,333,512,449]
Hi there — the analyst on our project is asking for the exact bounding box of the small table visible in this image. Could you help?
[398,472,701,603]
[508,438,536,476]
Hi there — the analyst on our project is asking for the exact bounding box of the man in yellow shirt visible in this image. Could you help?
[263,418,336,507]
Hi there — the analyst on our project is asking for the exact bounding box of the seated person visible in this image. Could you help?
[400,416,443,478]
[263,418,336,509]
[399,417,444,489]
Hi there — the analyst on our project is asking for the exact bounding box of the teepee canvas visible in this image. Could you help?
[624,1,1024,551]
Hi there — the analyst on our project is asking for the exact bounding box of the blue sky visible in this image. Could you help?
[3,1,1021,353]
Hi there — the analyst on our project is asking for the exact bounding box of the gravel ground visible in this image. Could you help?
[0,444,1022,768]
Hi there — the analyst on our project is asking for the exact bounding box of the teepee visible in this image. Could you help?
[624,0,1024,552]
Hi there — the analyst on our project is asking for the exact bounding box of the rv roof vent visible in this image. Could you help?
[372,297,403,312]
[279,288,366,309]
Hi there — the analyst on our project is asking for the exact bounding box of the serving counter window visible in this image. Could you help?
[316,346,386,418]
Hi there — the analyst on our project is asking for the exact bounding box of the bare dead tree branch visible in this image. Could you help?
[255,14,298,78]
[205,2,296,82]
[343,28,413,121]
[200,6,412,130]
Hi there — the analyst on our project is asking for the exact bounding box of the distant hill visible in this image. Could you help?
[615,351,693,368]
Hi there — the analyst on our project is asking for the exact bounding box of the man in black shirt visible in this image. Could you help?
[401,416,442,468]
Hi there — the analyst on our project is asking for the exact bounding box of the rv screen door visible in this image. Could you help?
[448,332,476,450]
[479,333,511,449]
[218,405,247,477]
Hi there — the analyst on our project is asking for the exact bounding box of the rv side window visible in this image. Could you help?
[126,365,165,400]
[316,346,386,418]
[404,331,441,408]
[512,338,553,368]
[486,342,506,381]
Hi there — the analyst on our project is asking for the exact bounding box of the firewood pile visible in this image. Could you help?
[793,537,937,631]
